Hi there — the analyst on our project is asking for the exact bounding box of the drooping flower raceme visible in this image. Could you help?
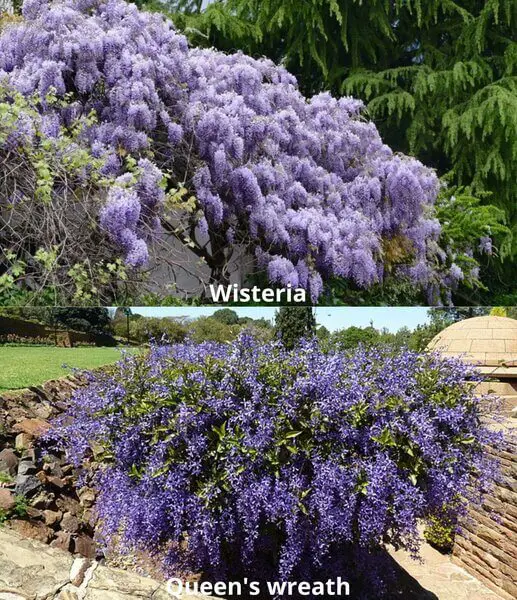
[1,0,187,268]
[46,337,502,597]
[0,0,470,300]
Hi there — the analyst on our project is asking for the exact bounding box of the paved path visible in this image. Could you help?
[389,542,504,600]
[0,528,505,600]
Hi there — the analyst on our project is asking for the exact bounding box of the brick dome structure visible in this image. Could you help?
[430,317,517,598]
[427,315,517,372]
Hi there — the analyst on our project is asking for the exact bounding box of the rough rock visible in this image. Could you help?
[0,448,19,476]
[14,432,32,451]
[15,460,42,497]
[9,519,53,544]
[44,509,63,527]
[82,508,94,526]
[17,459,37,476]
[0,528,215,600]
[69,556,91,587]
[30,490,55,509]
[78,487,96,508]
[0,489,15,512]
[43,461,64,478]
[21,447,36,462]
[47,475,67,489]
[25,506,44,520]
[56,587,80,600]
[13,418,50,437]
[73,534,96,559]
[61,512,80,534]
[0,528,74,598]
[88,564,161,598]
[14,473,41,497]
[56,496,80,515]
[62,464,74,476]
[51,531,72,552]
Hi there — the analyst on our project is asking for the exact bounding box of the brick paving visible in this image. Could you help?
[389,541,504,600]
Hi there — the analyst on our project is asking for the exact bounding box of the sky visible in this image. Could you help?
[116,307,431,333]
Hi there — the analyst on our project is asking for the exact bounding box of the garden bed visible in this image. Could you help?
[0,341,507,599]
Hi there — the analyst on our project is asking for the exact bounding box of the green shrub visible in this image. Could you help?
[424,511,456,553]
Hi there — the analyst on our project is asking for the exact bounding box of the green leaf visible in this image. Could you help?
[283,430,302,439]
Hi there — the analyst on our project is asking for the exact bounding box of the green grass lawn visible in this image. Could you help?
[0,346,141,391]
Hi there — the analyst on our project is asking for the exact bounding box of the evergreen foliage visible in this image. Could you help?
[46,307,113,334]
[342,1,517,224]
[332,325,382,350]
[274,306,316,348]
[211,308,240,325]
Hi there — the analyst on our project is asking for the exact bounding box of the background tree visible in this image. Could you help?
[331,325,381,350]
[211,308,240,325]
[112,316,188,343]
[325,307,492,353]
[136,317,188,343]
[427,306,491,328]
[238,316,272,330]
[49,307,113,335]
[0,307,113,334]
[274,307,316,349]
[238,320,274,344]
[316,324,330,341]
[188,316,238,343]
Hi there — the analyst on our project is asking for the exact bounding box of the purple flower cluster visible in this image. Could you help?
[0,0,477,298]
[185,52,442,299]
[47,337,502,596]
[1,0,187,265]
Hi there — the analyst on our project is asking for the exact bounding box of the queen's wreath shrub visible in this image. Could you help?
[46,335,503,597]
[0,0,505,304]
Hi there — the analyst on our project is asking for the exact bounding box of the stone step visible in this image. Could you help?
[476,381,517,396]
[478,394,517,416]
[0,528,215,600]
[500,396,517,415]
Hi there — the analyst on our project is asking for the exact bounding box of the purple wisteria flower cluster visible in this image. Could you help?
[0,0,471,300]
[46,337,502,597]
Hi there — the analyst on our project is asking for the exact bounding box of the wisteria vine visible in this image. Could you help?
[0,0,482,300]
[47,337,502,596]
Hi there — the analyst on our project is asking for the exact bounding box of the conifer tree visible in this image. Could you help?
[274,306,316,349]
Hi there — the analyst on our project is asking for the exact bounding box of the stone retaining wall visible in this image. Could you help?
[452,433,517,600]
[0,374,88,436]
[0,528,210,600]
[0,375,100,558]
[0,315,117,347]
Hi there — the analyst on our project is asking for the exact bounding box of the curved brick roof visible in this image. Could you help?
[427,316,517,367]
